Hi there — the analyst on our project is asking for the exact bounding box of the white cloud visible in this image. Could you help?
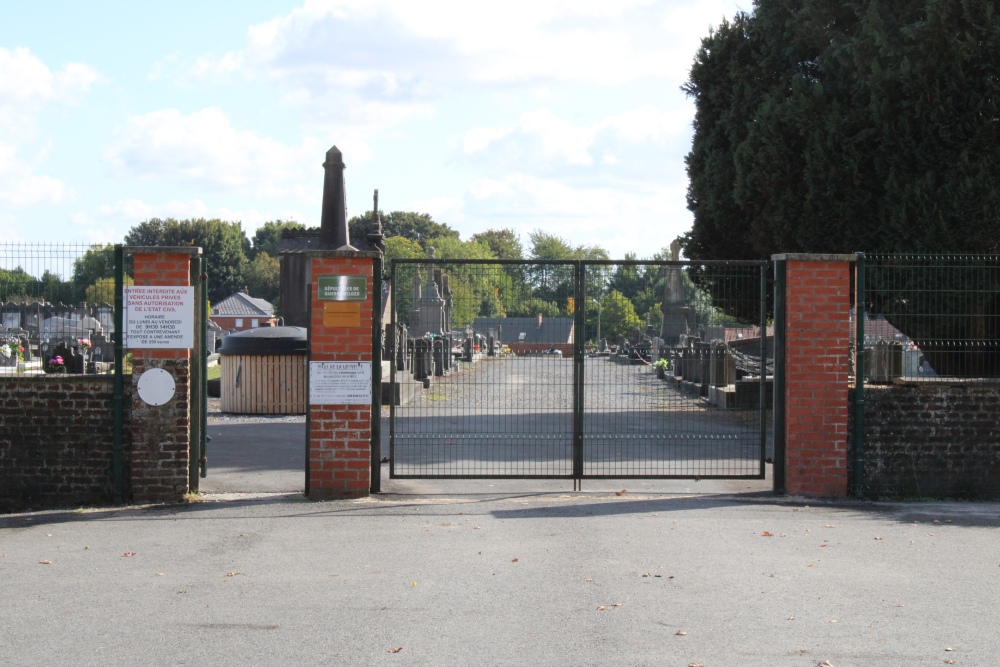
[0,48,98,208]
[187,0,737,123]
[105,108,324,197]
[460,104,692,178]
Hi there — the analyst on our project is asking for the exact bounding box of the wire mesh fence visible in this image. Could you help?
[581,262,769,477]
[388,259,770,479]
[0,243,120,377]
[859,253,1000,381]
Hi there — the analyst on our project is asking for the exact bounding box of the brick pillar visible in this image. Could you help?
[774,254,854,498]
[127,247,199,503]
[307,251,380,499]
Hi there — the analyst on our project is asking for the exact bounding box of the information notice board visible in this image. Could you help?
[124,286,195,349]
[309,361,372,405]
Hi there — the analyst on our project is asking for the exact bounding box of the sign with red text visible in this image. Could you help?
[124,286,195,349]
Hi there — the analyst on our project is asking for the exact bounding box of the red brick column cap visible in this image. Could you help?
[771,253,858,262]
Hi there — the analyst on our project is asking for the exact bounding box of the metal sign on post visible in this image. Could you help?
[123,286,195,349]
[317,275,367,301]
[309,361,372,405]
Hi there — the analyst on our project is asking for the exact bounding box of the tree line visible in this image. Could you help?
[2,214,695,344]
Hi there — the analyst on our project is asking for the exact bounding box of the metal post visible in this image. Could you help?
[189,255,202,492]
[772,259,786,494]
[572,261,585,486]
[759,262,768,477]
[854,253,866,498]
[200,262,209,479]
[371,255,383,493]
[389,260,397,479]
[112,245,125,504]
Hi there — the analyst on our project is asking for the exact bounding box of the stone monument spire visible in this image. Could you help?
[367,189,385,255]
[319,145,354,250]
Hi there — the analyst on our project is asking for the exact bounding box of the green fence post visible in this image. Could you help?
[772,258,786,494]
[854,252,866,498]
[371,255,383,493]
[112,245,125,504]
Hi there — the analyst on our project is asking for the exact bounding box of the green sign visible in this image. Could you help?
[318,275,367,301]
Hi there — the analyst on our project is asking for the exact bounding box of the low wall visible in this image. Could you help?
[0,376,132,511]
[850,381,1000,499]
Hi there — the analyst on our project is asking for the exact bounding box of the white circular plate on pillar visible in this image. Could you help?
[137,368,176,406]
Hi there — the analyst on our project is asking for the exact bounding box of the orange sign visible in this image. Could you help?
[323,302,361,327]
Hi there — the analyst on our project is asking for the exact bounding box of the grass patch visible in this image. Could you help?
[207,365,221,381]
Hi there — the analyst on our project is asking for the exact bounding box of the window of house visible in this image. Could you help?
[251,319,259,328]
[235,318,243,327]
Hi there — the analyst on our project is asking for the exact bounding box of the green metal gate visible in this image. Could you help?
[388,259,771,481]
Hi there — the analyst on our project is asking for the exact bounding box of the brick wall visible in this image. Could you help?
[849,382,1000,499]
[780,256,853,498]
[128,250,195,503]
[0,377,131,511]
[308,253,377,499]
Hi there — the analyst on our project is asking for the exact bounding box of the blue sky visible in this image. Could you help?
[1,1,743,257]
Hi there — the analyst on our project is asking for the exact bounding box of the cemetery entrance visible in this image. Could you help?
[388,259,770,482]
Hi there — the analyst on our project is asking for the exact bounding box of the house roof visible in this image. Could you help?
[212,292,275,318]
[472,317,575,344]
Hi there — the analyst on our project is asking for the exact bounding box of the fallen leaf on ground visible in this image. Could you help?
[945,661,956,664]
[824,525,835,528]
[511,558,519,562]
[675,630,687,636]
[787,616,795,620]
[584,578,593,582]
[642,573,651,577]
[387,647,403,653]
[615,489,627,496]
[225,572,242,577]
[38,560,51,565]
[611,603,623,607]
[816,662,835,667]
[46,533,52,537]
[596,606,605,611]
[874,536,883,540]
[156,572,165,576]
[829,619,838,623]
[122,552,136,557]
[689,663,704,667]
[945,647,954,651]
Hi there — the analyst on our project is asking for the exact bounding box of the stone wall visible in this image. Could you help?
[850,382,1000,499]
[0,376,131,511]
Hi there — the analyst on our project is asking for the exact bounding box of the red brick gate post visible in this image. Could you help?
[126,247,201,503]
[306,250,381,499]
[773,253,855,498]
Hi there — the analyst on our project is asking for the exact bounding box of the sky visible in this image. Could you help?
[0,0,745,258]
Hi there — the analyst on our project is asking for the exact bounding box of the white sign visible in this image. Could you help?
[124,286,195,349]
[136,368,176,406]
[309,361,372,405]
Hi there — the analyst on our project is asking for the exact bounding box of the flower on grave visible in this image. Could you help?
[48,355,65,370]
[0,343,10,359]
[653,358,670,370]
[78,338,92,349]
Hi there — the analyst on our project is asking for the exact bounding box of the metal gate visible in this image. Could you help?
[388,259,770,480]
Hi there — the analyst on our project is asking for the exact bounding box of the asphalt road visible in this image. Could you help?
[2,494,998,666]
